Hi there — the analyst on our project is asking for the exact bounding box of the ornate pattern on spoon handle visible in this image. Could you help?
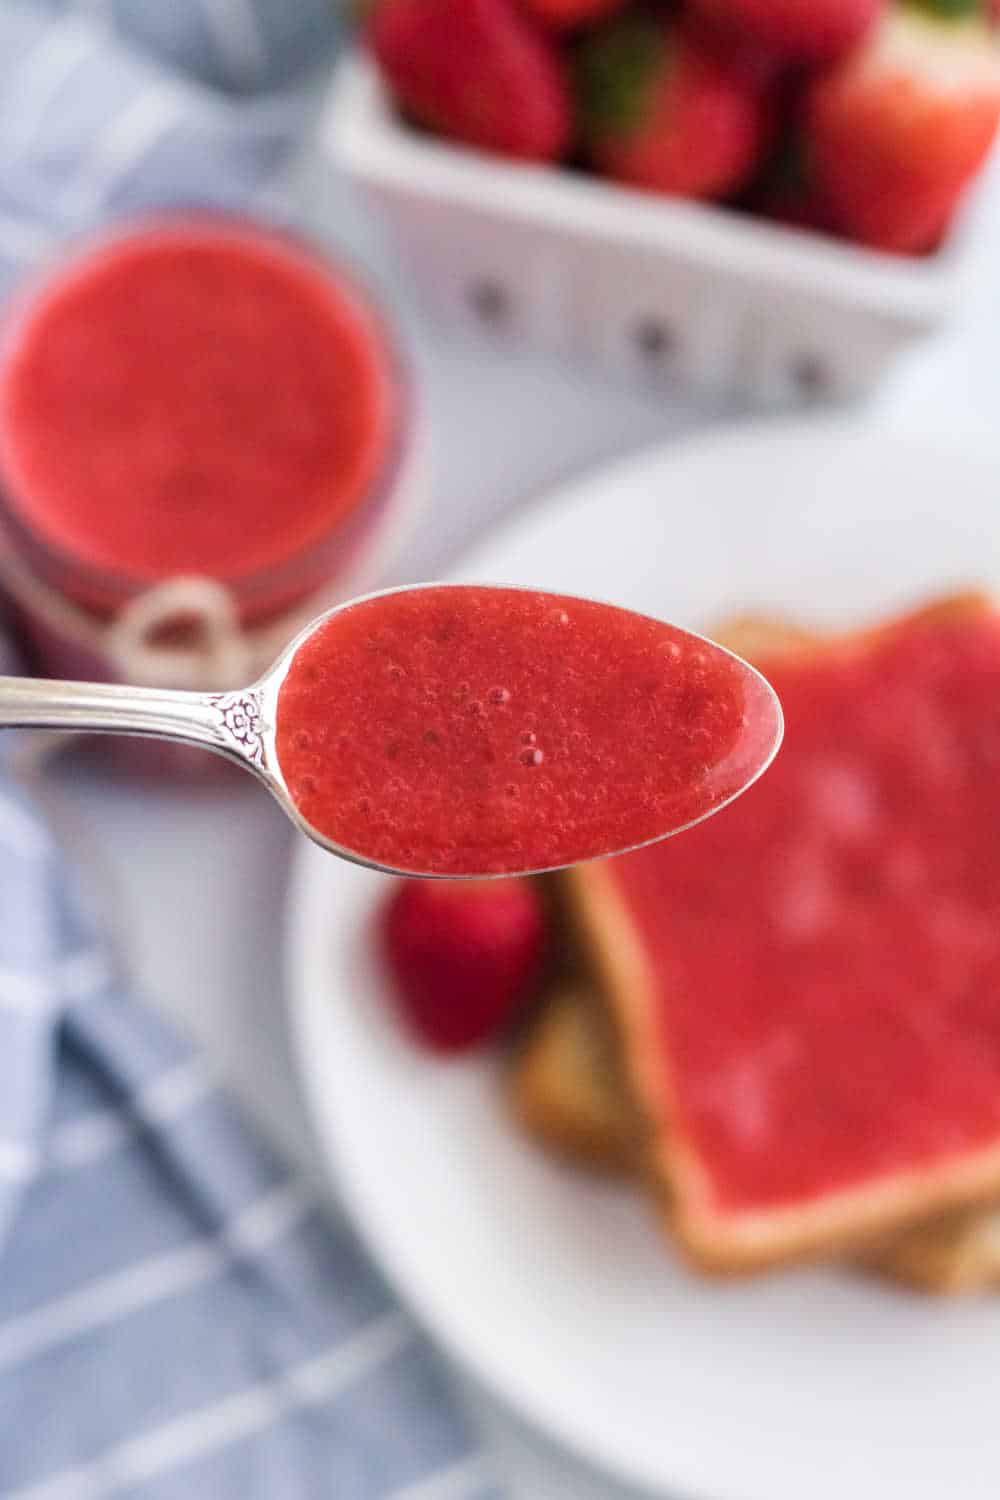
[208,690,265,768]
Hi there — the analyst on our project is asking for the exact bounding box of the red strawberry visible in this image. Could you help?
[380,878,547,1054]
[687,0,884,66]
[683,7,792,91]
[577,16,768,201]
[807,5,1000,253]
[369,0,572,162]
[519,0,627,31]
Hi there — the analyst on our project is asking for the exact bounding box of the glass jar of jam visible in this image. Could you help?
[0,215,417,771]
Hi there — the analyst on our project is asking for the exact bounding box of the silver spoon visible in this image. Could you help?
[0,583,783,878]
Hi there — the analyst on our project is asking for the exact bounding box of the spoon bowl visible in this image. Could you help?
[0,583,783,878]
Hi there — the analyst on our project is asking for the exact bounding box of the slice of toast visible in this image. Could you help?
[563,593,1000,1273]
[511,984,1000,1292]
[511,606,1000,1289]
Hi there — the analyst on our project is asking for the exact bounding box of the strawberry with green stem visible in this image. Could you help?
[807,0,1000,253]
[577,14,769,201]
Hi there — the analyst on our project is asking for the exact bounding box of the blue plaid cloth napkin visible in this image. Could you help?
[0,764,498,1498]
[0,4,500,1496]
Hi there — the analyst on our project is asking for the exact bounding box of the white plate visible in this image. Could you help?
[287,418,1000,1500]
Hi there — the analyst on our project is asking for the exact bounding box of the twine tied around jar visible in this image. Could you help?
[0,539,366,696]
[104,577,254,689]
[0,548,272,691]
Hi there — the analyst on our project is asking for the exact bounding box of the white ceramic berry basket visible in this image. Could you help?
[322,50,1000,406]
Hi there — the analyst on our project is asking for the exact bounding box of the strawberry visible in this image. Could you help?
[380,878,547,1054]
[683,7,792,91]
[519,0,628,31]
[577,16,768,201]
[369,0,572,163]
[687,0,885,66]
[807,4,1000,253]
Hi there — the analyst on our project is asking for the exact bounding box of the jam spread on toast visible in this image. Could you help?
[611,609,1000,1212]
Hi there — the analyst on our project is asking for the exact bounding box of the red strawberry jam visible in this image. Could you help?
[274,585,779,876]
[610,606,1000,1213]
[0,220,398,614]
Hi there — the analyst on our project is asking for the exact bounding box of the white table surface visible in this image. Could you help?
[44,152,1000,1499]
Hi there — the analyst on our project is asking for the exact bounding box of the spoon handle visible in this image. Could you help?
[0,676,267,771]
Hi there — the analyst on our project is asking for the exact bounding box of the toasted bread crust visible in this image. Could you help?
[508,986,636,1171]
[869,1209,1000,1295]
[564,596,1000,1274]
